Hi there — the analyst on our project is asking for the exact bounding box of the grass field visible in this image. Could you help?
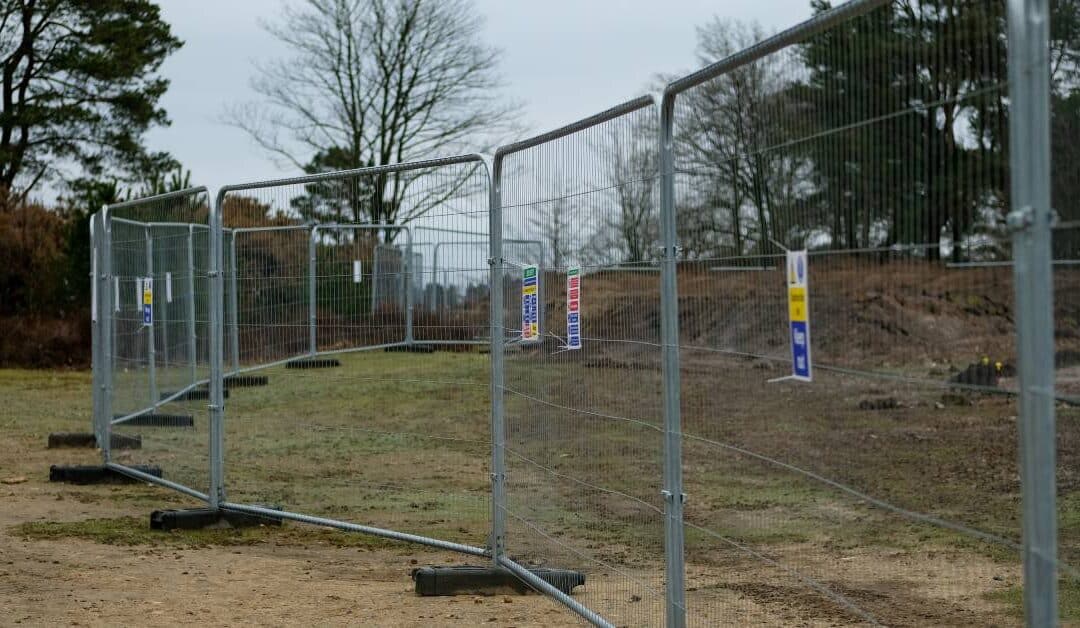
[3,346,1079,626]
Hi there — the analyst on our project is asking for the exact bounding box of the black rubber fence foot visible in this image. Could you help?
[114,413,195,427]
[224,375,269,387]
[412,566,585,596]
[47,432,142,450]
[49,464,162,484]
[385,344,436,353]
[150,507,283,531]
[285,358,341,369]
[160,388,229,402]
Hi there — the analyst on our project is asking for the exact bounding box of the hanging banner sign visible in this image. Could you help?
[566,267,581,350]
[142,277,154,326]
[521,265,539,343]
[353,260,363,283]
[786,250,811,381]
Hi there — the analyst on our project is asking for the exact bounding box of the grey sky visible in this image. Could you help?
[147,0,812,194]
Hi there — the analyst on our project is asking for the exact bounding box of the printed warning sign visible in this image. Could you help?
[566,267,581,350]
[142,277,153,326]
[521,265,539,343]
[786,250,811,381]
[353,260,363,283]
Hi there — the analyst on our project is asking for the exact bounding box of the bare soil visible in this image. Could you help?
[0,462,577,627]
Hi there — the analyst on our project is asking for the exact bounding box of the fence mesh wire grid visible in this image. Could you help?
[84,0,1076,625]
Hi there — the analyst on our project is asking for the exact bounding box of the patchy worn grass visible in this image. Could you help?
[10,516,399,551]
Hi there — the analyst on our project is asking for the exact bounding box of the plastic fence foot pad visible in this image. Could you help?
[411,566,585,596]
[384,345,436,353]
[116,414,195,427]
[160,389,230,401]
[224,375,269,387]
[285,358,341,369]
[49,464,162,484]
[47,432,143,450]
[150,508,284,531]
[47,432,96,448]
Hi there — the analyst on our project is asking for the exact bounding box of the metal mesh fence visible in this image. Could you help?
[80,0,1071,623]
[100,188,215,501]
[494,97,667,625]
[662,0,1068,624]
[216,157,493,552]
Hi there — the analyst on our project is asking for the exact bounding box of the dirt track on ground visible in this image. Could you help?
[0,412,582,628]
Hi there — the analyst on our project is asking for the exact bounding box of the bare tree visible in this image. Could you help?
[676,18,809,257]
[528,196,573,270]
[226,0,519,228]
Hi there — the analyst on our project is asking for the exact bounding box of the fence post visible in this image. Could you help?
[160,236,170,377]
[229,230,240,374]
[404,229,414,345]
[488,156,507,565]
[309,225,318,356]
[187,225,197,383]
[145,225,159,405]
[658,93,687,628]
[1006,0,1058,625]
[209,193,226,509]
[90,214,104,454]
[99,208,114,462]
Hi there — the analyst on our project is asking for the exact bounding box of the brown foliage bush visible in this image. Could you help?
[0,196,90,368]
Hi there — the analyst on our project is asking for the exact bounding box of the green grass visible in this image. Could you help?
[9,349,1077,623]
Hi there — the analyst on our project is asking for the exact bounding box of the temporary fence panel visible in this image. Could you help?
[100,188,216,502]
[216,156,493,554]
[494,96,667,626]
[658,0,1067,625]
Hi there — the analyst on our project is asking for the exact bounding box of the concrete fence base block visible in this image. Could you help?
[412,566,585,596]
[150,507,283,531]
[49,464,162,485]
[47,432,142,450]
[285,358,341,369]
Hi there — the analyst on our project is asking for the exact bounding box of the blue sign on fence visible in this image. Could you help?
[521,265,539,343]
[786,251,811,381]
[142,278,153,326]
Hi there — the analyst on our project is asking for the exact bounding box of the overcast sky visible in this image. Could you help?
[146,0,813,194]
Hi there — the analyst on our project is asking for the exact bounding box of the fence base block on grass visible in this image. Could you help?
[285,358,342,369]
[49,464,162,484]
[223,375,269,388]
[411,566,585,596]
[160,389,230,402]
[150,507,283,531]
[47,432,142,450]
[385,345,436,354]
[115,414,195,427]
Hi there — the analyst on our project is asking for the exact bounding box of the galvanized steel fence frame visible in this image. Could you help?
[84,0,1062,624]
[93,187,219,503]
